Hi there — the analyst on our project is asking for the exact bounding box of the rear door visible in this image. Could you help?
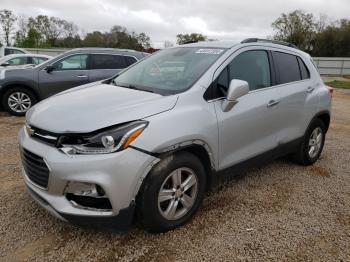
[89,54,128,82]
[271,50,315,144]
[212,47,282,169]
[38,54,90,98]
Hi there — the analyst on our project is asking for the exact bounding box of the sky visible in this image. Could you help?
[1,0,350,48]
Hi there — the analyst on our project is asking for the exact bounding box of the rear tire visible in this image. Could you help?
[2,87,37,116]
[137,151,207,233]
[294,118,326,165]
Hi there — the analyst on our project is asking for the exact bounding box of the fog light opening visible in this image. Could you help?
[66,194,112,211]
[64,182,112,211]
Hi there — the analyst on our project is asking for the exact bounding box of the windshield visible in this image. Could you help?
[113,47,226,95]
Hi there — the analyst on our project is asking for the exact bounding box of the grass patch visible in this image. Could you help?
[325,80,350,89]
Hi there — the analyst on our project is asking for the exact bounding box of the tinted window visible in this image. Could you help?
[91,54,125,69]
[216,67,229,96]
[229,50,271,91]
[297,57,310,80]
[52,54,88,71]
[8,57,28,65]
[124,56,137,66]
[5,48,25,56]
[32,57,48,65]
[273,52,301,84]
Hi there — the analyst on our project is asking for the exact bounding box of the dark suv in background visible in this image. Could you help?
[0,48,147,116]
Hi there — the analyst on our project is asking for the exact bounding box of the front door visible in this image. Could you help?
[38,54,90,98]
[213,48,281,170]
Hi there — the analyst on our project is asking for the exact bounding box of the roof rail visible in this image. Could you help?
[241,38,298,49]
[182,40,198,45]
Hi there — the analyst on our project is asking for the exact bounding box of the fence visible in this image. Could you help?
[312,57,350,76]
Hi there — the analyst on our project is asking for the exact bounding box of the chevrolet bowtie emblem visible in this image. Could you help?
[26,126,35,136]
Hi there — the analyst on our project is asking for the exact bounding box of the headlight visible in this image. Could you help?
[59,121,148,155]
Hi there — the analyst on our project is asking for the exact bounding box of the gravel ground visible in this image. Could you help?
[0,89,349,262]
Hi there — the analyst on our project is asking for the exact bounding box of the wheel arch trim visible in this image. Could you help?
[0,82,40,101]
[131,140,216,199]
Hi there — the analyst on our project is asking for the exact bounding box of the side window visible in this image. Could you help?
[5,48,25,55]
[32,57,48,65]
[124,56,137,66]
[297,57,310,80]
[52,54,88,71]
[8,57,28,65]
[273,52,301,84]
[216,67,229,96]
[229,50,271,91]
[91,54,125,69]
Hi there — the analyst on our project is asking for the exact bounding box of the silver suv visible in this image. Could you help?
[18,39,332,232]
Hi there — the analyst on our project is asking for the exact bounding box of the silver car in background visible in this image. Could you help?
[19,39,332,232]
[0,54,52,69]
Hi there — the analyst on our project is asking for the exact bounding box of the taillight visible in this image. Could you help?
[326,85,334,98]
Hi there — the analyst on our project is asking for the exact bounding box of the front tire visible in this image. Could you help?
[137,151,207,233]
[294,118,326,165]
[2,87,37,116]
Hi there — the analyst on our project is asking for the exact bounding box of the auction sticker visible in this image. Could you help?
[195,49,224,55]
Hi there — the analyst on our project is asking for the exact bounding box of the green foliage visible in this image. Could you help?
[272,10,315,51]
[176,33,207,45]
[325,80,350,89]
[11,12,151,51]
[313,20,350,57]
[272,10,350,57]
[81,26,149,51]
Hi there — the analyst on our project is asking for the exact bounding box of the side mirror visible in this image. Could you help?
[222,79,249,112]
[1,62,10,67]
[45,65,54,73]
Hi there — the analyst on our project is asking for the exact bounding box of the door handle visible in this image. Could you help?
[77,75,87,78]
[306,86,315,93]
[267,100,280,108]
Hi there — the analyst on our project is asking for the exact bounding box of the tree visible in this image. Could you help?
[136,32,151,49]
[313,19,350,57]
[0,9,17,46]
[26,15,77,47]
[272,10,315,51]
[176,33,207,45]
[83,31,105,47]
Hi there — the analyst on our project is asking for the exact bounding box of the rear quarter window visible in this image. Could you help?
[297,57,310,80]
[124,56,137,66]
[91,54,125,69]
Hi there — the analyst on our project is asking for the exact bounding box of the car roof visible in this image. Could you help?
[178,39,310,58]
[179,41,239,49]
[65,48,145,56]
[2,54,52,59]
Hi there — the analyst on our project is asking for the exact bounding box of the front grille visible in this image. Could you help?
[21,149,50,189]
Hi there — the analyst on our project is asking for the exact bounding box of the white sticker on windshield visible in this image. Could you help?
[195,49,224,55]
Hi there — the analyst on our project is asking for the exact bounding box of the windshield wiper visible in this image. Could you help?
[113,82,155,93]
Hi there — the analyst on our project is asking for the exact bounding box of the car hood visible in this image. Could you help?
[26,83,178,133]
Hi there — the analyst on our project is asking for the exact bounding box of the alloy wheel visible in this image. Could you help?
[158,167,198,221]
[8,92,32,113]
[308,127,323,158]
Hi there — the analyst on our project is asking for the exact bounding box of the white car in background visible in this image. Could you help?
[0,54,52,69]
[0,46,29,57]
